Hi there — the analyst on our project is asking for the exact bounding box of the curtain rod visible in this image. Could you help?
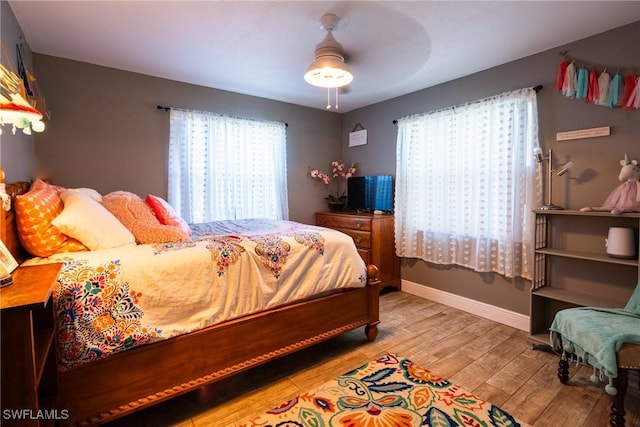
[157,105,288,127]
[392,85,543,124]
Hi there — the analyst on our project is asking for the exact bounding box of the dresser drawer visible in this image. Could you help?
[316,213,372,231]
[338,228,371,249]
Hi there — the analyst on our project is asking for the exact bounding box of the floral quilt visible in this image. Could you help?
[27,220,366,371]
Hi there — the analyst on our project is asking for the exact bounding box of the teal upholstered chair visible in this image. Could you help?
[550,283,640,427]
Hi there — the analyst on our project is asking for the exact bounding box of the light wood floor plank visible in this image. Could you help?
[500,356,566,424]
[534,365,603,426]
[485,344,550,395]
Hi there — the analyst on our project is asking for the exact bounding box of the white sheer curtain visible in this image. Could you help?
[168,109,288,223]
[395,88,541,279]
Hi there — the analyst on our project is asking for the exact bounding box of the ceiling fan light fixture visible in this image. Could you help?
[304,13,353,109]
[304,56,353,88]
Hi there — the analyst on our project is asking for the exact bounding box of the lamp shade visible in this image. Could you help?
[0,93,45,135]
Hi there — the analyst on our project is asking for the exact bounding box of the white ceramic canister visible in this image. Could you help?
[605,227,637,259]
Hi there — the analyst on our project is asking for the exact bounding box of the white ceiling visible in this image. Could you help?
[8,1,640,113]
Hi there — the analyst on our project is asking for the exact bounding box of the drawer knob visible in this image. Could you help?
[355,237,362,244]
[356,222,362,228]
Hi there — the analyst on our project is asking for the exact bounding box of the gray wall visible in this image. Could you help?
[0,0,34,181]
[341,21,640,315]
[30,55,343,226]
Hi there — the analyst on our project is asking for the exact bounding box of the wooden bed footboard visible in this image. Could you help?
[59,269,380,426]
[0,180,382,426]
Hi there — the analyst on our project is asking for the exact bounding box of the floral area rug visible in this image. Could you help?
[238,353,529,427]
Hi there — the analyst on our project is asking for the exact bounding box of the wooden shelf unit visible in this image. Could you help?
[1,263,63,427]
[530,210,640,345]
[316,211,400,290]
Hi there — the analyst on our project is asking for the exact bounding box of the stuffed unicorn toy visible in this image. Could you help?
[581,154,640,215]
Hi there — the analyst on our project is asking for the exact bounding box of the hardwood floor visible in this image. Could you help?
[105,290,639,427]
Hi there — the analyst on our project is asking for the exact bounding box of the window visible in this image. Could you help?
[168,109,288,223]
[394,88,541,279]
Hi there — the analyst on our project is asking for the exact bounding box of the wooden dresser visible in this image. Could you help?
[316,211,400,290]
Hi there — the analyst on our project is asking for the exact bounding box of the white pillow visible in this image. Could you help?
[60,187,103,202]
[52,190,136,250]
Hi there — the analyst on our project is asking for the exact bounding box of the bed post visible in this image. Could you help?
[0,168,6,245]
[1,176,30,264]
[365,264,381,341]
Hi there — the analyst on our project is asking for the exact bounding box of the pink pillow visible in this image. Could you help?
[102,191,190,244]
[145,194,192,235]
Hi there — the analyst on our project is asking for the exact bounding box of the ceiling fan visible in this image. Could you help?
[304,13,353,110]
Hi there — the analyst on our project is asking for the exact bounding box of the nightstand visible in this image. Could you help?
[1,263,62,427]
[316,211,400,290]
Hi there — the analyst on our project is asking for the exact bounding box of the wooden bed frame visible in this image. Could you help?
[1,181,381,426]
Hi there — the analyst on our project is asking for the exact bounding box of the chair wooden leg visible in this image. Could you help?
[610,369,628,427]
[558,352,569,384]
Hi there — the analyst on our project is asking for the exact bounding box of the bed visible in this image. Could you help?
[1,180,381,426]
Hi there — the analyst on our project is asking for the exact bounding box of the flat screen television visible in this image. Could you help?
[347,175,394,213]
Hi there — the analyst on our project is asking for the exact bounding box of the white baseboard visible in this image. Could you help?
[401,280,530,332]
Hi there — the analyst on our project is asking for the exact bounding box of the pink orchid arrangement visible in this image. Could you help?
[309,160,358,203]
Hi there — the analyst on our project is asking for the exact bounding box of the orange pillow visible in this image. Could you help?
[15,179,88,257]
[145,194,192,235]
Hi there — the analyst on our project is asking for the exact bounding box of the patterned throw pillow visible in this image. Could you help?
[15,179,88,257]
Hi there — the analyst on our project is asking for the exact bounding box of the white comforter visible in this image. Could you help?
[26,220,366,370]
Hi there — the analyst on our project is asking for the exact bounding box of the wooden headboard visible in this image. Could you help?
[1,181,31,264]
